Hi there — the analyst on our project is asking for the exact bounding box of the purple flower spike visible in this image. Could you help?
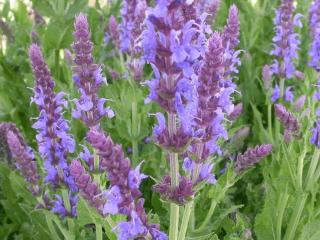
[270,0,302,79]
[72,13,114,127]
[86,128,166,239]
[235,144,273,172]
[272,84,280,102]
[223,5,240,51]
[294,95,306,111]
[103,185,122,215]
[274,104,300,131]
[222,5,241,92]
[311,121,320,147]
[86,128,143,215]
[262,65,272,90]
[70,160,106,215]
[196,0,221,25]
[6,130,40,195]
[29,44,75,188]
[117,211,148,239]
[229,103,243,120]
[309,0,320,71]
[0,122,26,163]
[153,175,193,205]
[119,0,147,54]
[106,15,120,48]
[284,86,294,103]
[29,44,77,217]
[193,32,228,161]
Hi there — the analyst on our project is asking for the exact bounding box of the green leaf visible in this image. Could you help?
[77,198,117,240]
[299,221,320,240]
[65,0,88,20]
[32,0,55,17]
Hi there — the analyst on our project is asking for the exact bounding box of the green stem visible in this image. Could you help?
[168,113,179,240]
[61,189,75,234]
[195,199,218,233]
[284,194,307,240]
[93,149,101,184]
[297,143,307,190]
[46,216,60,240]
[169,152,180,240]
[178,201,193,240]
[178,145,202,239]
[305,149,320,190]
[276,189,289,240]
[279,77,285,100]
[132,140,138,166]
[131,101,139,166]
[268,103,274,142]
[195,182,232,233]
[190,206,195,231]
[55,49,60,82]
[95,222,103,240]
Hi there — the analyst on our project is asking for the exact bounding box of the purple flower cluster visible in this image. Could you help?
[192,32,228,161]
[222,5,241,90]
[142,0,209,204]
[86,128,144,214]
[106,15,120,49]
[85,128,166,239]
[309,0,320,71]
[119,0,147,54]
[196,0,221,25]
[309,0,320,147]
[142,1,241,206]
[29,44,77,217]
[6,127,40,195]
[72,14,114,127]
[142,0,206,148]
[274,104,300,132]
[70,160,106,215]
[270,0,302,79]
[0,122,25,163]
[235,144,273,172]
[153,175,193,205]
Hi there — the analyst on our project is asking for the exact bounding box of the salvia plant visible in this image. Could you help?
[3,0,320,239]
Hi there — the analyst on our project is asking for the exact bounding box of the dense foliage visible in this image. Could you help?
[0,0,319,239]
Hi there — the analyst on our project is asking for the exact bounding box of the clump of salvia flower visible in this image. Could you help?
[142,0,207,206]
[309,0,320,71]
[70,160,106,215]
[6,128,40,195]
[106,15,120,48]
[189,32,228,165]
[85,128,167,239]
[269,0,302,102]
[262,65,272,90]
[235,144,273,172]
[105,1,147,81]
[29,44,77,217]
[274,104,300,132]
[119,0,147,54]
[222,4,241,91]
[294,95,306,112]
[229,103,243,121]
[0,122,25,163]
[72,13,114,128]
[185,7,240,187]
[153,175,193,205]
[196,0,221,25]
[309,0,320,147]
